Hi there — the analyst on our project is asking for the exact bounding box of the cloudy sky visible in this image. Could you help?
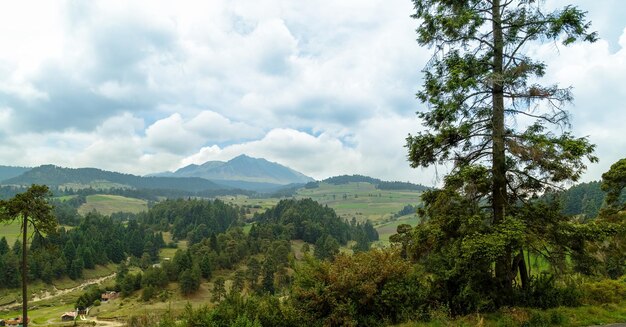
[0,0,624,185]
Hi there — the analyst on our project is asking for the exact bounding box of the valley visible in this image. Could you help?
[0,166,424,326]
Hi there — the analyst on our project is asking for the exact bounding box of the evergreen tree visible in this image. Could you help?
[0,237,9,256]
[246,257,261,288]
[405,0,597,301]
[602,158,626,208]
[212,277,226,302]
[261,258,276,295]
[0,185,57,327]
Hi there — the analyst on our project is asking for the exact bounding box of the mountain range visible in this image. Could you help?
[152,154,315,190]
[0,155,314,193]
[2,164,224,193]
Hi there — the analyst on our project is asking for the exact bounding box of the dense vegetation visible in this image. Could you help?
[322,175,428,191]
[0,212,164,288]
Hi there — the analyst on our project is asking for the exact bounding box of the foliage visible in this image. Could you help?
[252,198,378,249]
[579,278,626,305]
[76,285,107,308]
[376,181,428,191]
[0,184,57,327]
[404,0,599,310]
[138,198,239,241]
[323,175,381,185]
[601,158,626,208]
[292,249,426,326]
[512,274,581,309]
[557,181,606,219]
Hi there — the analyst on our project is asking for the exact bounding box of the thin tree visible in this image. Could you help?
[406,0,597,292]
[0,185,57,327]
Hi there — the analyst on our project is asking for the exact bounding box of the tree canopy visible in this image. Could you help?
[403,0,599,307]
[0,185,57,327]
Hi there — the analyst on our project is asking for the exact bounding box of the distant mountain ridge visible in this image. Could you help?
[321,174,430,191]
[0,165,32,182]
[3,165,225,193]
[155,154,314,186]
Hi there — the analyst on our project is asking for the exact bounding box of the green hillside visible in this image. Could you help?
[3,164,225,193]
[0,165,31,182]
[77,194,148,216]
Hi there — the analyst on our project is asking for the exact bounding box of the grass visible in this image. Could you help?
[78,194,148,216]
[374,214,420,246]
[0,219,27,245]
[223,182,423,228]
[296,182,422,224]
[399,301,626,326]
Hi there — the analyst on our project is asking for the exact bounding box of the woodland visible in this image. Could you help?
[2,1,626,327]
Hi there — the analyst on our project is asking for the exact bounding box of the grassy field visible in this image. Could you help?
[374,214,420,246]
[297,182,422,223]
[0,219,26,245]
[78,194,148,216]
[220,182,424,248]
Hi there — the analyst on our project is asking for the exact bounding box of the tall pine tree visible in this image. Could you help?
[405,0,597,300]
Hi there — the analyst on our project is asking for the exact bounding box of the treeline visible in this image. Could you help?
[0,212,164,288]
[323,175,381,185]
[76,198,378,305]
[320,174,429,191]
[376,181,429,191]
[252,198,378,255]
[395,204,419,217]
[557,181,626,219]
[136,198,239,240]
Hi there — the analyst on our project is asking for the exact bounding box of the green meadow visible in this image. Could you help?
[78,194,148,216]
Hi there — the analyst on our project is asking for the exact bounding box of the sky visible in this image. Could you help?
[0,0,624,186]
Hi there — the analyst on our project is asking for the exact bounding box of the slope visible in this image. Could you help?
[3,165,226,193]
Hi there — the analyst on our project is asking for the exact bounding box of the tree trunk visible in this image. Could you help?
[22,214,28,327]
[491,0,511,294]
[518,249,529,290]
[511,248,529,290]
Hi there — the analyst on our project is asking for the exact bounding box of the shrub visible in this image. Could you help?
[513,274,581,309]
[580,279,626,305]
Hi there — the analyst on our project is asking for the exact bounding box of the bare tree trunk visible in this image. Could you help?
[518,249,529,290]
[491,0,511,295]
[22,214,28,327]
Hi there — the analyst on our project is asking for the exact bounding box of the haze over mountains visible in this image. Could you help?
[153,154,314,186]
[0,155,315,193]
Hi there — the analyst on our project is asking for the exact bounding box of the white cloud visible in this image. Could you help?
[0,0,624,184]
[533,27,626,181]
[180,128,362,180]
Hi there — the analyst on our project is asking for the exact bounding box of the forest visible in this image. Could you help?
[1,1,626,327]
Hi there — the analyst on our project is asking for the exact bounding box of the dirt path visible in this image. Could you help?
[38,316,125,327]
[0,273,116,311]
[92,318,126,326]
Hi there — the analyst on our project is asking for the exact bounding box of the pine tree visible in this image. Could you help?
[405,0,597,303]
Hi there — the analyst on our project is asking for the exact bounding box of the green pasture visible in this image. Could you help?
[374,214,420,246]
[223,182,423,225]
[0,219,27,245]
[297,182,422,224]
[78,194,148,216]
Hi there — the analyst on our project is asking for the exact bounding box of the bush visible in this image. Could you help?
[142,286,156,302]
[580,278,626,305]
[93,299,101,306]
[522,312,548,327]
[513,274,581,309]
